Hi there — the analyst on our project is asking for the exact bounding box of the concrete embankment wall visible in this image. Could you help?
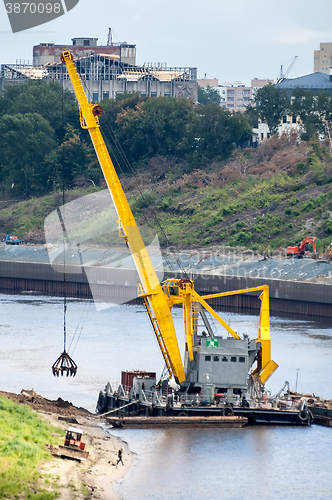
[0,260,331,318]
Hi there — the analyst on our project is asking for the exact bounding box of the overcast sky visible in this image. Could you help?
[1,0,332,86]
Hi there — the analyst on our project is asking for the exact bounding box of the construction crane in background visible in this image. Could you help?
[277,56,298,83]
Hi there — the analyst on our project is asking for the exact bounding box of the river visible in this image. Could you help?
[0,292,331,499]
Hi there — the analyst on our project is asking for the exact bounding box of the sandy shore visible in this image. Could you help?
[0,390,133,500]
[40,413,133,500]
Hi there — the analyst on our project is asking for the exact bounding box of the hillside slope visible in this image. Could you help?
[1,134,332,253]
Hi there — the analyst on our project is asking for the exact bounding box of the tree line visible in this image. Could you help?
[1,79,332,198]
[0,80,251,197]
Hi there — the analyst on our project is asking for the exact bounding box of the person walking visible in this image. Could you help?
[117,447,124,466]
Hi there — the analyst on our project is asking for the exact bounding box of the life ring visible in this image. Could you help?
[224,407,234,417]
[298,410,309,424]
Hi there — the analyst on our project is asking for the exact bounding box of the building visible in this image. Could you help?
[251,78,274,89]
[276,72,332,95]
[314,43,332,75]
[197,78,218,88]
[219,84,252,111]
[1,37,198,102]
[33,37,136,66]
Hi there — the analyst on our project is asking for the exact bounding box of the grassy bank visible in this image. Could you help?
[0,395,62,499]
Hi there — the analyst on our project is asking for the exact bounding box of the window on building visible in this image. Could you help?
[239,357,245,363]
[228,104,234,108]
[238,90,244,95]
[205,355,211,361]
[238,98,243,102]
[228,97,234,101]
[103,91,109,100]
[227,89,234,95]
[84,39,90,46]
[292,116,296,124]
[222,356,228,362]
[213,356,220,362]
[92,92,99,102]
[164,93,171,97]
[230,357,237,362]
[151,92,157,97]
[282,115,287,123]
[244,90,250,95]
[244,97,250,101]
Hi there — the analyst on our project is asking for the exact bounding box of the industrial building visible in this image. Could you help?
[0,37,198,102]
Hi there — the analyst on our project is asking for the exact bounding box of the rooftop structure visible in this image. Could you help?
[276,72,332,94]
[33,37,136,66]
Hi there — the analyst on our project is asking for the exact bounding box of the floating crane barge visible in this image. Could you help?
[62,51,313,427]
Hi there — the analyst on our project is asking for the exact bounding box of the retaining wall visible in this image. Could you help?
[0,260,331,317]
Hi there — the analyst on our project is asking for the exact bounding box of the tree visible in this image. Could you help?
[0,113,57,196]
[197,86,221,105]
[114,96,196,165]
[0,80,78,141]
[188,103,252,163]
[253,83,290,134]
[57,125,102,189]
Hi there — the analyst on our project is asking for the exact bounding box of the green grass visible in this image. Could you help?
[131,169,332,253]
[0,396,62,499]
[1,142,332,254]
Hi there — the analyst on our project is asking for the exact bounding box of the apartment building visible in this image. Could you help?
[314,43,332,74]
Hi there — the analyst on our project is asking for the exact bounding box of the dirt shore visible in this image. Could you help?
[0,390,133,500]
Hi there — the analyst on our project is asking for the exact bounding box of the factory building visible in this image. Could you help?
[0,37,198,102]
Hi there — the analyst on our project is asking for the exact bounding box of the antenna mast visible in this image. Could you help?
[107,28,112,46]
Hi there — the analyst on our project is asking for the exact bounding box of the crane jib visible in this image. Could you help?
[61,50,186,383]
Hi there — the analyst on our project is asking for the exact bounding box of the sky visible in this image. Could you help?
[1,0,332,86]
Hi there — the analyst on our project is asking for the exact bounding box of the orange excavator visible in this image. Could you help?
[287,236,316,257]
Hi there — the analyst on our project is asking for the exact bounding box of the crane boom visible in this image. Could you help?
[61,50,278,389]
[61,50,186,383]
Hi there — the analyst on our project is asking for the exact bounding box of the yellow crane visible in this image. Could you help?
[61,50,278,389]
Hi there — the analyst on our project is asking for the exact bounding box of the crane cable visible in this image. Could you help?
[100,106,189,278]
[51,62,78,377]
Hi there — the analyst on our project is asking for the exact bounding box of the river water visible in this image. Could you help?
[0,292,331,499]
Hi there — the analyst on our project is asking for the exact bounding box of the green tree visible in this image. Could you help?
[0,113,57,196]
[197,86,221,105]
[188,103,252,163]
[0,80,78,141]
[253,82,290,134]
[114,96,196,165]
[57,125,102,189]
